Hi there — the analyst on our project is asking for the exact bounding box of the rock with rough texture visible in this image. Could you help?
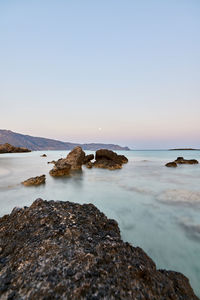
[93,159,122,170]
[174,157,199,165]
[0,143,31,154]
[165,157,199,167]
[83,154,94,164]
[85,161,93,169]
[0,199,198,300]
[49,159,71,176]
[94,149,128,170]
[65,146,86,170]
[165,162,177,168]
[21,175,46,186]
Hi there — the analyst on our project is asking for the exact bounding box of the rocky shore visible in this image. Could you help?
[0,199,198,300]
[0,143,31,154]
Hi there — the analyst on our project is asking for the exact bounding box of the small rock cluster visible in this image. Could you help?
[0,143,31,154]
[165,157,199,168]
[0,199,198,300]
[49,147,128,176]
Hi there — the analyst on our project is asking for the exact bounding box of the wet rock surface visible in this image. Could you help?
[165,157,199,167]
[0,199,198,300]
[0,143,31,154]
[40,154,47,157]
[165,162,177,168]
[21,175,46,186]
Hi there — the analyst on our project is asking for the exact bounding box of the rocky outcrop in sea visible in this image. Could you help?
[49,147,129,176]
[0,143,31,154]
[165,157,199,167]
[21,175,46,186]
[0,199,198,300]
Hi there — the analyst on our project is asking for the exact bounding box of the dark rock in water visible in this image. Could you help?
[65,146,86,170]
[83,154,94,164]
[0,143,31,154]
[0,199,198,300]
[41,154,47,157]
[174,157,199,165]
[49,159,71,176]
[165,162,177,168]
[85,161,93,169]
[165,157,198,167]
[21,175,46,186]
[93,159,122,170]
[94,149,128,170]
[47,160,56,164]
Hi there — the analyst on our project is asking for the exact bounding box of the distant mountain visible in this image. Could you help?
[169,148,199,151]
[0,130,130,151]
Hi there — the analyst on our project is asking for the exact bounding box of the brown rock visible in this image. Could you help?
[93,159,122,170]
[174,157,199,165]
[0,199,198,300]
[65,146,86,170]
[41,154,47,157]
[165,162,177,168]
[0,143,31,154]
[49,159,71,177]
[22,175,46,186]
[83,154,94,164]
[85,161,93,169]
[94,149,128,170]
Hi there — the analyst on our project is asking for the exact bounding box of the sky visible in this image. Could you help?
[0,0,200,149]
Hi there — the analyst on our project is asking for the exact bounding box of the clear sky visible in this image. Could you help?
[0,0,200,149]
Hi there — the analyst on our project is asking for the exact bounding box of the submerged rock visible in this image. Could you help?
[165,162,177,168]
[41,154,47,157]
[0,143,31,154]
[22,175,46,186]
[0,199,198,300]
[165,157,199,167]
[94,149,128,170]
[174,157,199,165]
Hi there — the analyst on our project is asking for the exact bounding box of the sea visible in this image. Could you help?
[0,150,200,296]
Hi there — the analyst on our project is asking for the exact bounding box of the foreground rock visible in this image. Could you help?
[21,175,46,186]
[94,149,128,170]
[0,199,198,300]
[0,143,31,154]
[165,157,199,167]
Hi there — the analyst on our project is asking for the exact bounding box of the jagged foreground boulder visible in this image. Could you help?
[0,199,198,300]
[0,143,31,154]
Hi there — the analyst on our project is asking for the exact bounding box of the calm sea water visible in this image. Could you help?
[0,150,200,296]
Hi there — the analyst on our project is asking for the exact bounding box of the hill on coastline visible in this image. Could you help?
[0,130,130,151]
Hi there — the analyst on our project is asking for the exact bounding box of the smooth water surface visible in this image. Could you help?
[0,150,200,296]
